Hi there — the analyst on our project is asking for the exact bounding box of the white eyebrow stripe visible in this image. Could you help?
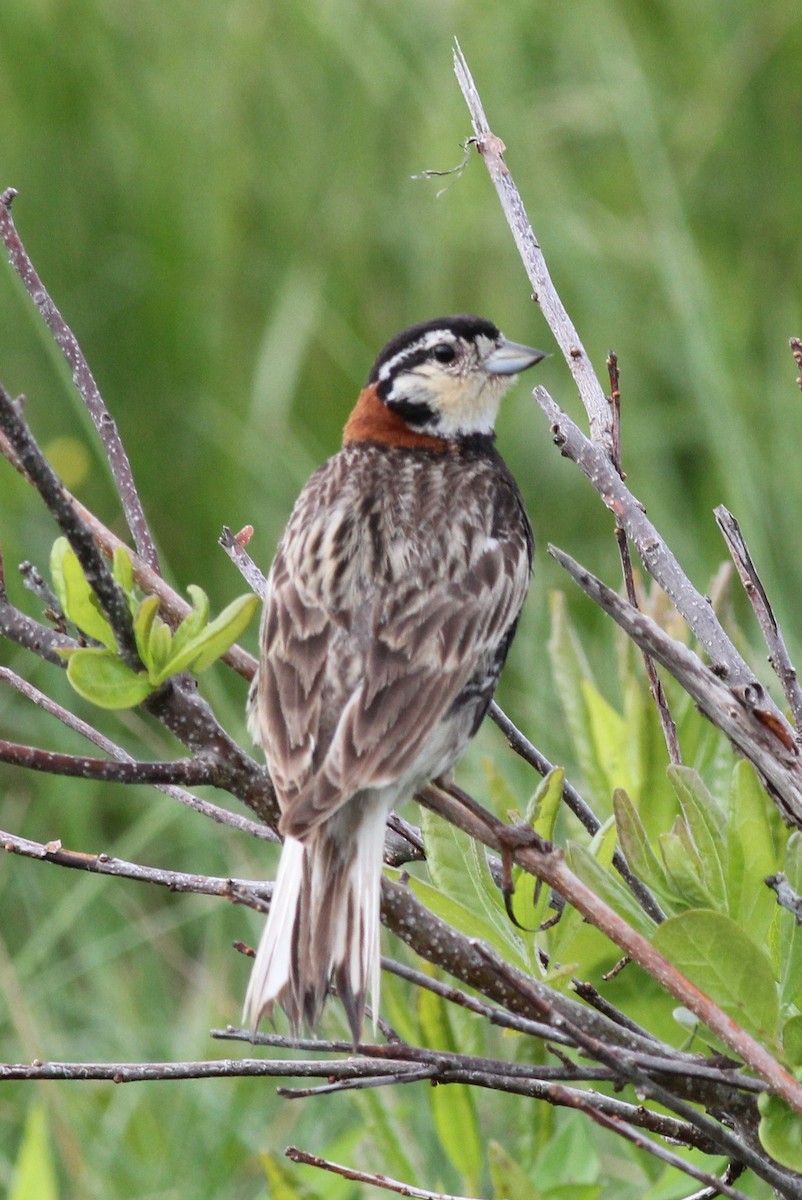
[377,329,459,381]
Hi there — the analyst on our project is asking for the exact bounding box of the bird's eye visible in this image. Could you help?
[432,342,456,364]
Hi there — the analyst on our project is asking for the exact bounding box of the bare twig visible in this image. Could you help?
[286,1147,481,1200]
[715,505,802,732]
[606,353,681,765]
[0,827,270,904]
[546,1090,753,1200]
[549,544,802,827]
[473,944,796,1198]
[452,42,613,453]
[219,526,267,599]
[0,666,275,839]
[766,873,802,922]
[0,187,160,571]
[536,385,758,684]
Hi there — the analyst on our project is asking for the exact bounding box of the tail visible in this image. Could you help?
[243,802,388,1043]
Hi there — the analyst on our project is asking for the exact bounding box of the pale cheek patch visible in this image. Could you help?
[419,368,510,437]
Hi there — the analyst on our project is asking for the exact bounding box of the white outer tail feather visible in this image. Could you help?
[243,801,389,1040]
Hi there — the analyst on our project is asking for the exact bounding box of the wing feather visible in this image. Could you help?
[249,445,531,839]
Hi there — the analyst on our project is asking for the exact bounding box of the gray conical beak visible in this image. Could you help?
[484,338,547,376]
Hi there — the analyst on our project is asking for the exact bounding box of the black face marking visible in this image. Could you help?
[385,396,438,426]
[367,314,500,385]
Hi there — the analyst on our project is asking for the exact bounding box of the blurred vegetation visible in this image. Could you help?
[1,1,801,1196]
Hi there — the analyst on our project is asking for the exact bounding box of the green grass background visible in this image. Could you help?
[1,1,801,1196]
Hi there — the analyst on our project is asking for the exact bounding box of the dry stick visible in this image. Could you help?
[715,505,802,732]
[0,666,275,840]
[219,526,268,599]
[415,781,802,1119]
[548,544,802,827]
[606,351,681,765]
[285,1147,482,1200]
[452,45,766,693]
[216,1023,763,1101]
[543,1091,752,1200]
[0,188,160,573]
[451,43,613,454]
[0,827,270,905]
[536,385,788,687]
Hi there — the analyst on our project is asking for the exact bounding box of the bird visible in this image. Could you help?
[244,313,545,1043]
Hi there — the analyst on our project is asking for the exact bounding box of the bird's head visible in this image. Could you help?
[343,315,546,449]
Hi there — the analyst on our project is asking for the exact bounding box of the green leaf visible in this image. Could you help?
[169,584,211,658]
[548,592,611,809]
[565,841,657,939]
[176,592,259,675]
[133,594,160,663]
[111,543,134,593]
[613,788,673,907]
[527,767,564,839]
[729,759,781,936]
[512,769,565,933]
[419,809,527,962]
[779,833,802,1008]
[782,1014,802,1068]
[385,867,528,971]
[758,1090,802,1172]
[49,537,115,648]
[488,1141,543,1200]
[668,765,727,909]
[534,1113,600,1189]
[581,678,637,797]
[653,909,780,1045]
[10,1103,59,1200]
[66,648,155,709]
[417,989,482,1192]
[658,829,716,909]
[145,615,174,678]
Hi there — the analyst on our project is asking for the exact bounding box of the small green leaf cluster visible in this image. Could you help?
[50,537,259,709]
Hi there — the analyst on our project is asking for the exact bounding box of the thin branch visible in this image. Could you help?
[219,525,268,599]
[0,666,276,839]
[715,504,802,732]
[606,351,681,765]
[547,1089,753,1200]
[472,944,796,1198]
[0,187,160,571]
[549,543,802,827]
[535,384,757,684]
[285,1147,480,1200]
[0,827,270,904]
[451,42,613,453]
[766,873,802,922]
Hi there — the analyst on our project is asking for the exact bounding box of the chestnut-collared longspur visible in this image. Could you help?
[244,314,545,1041]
